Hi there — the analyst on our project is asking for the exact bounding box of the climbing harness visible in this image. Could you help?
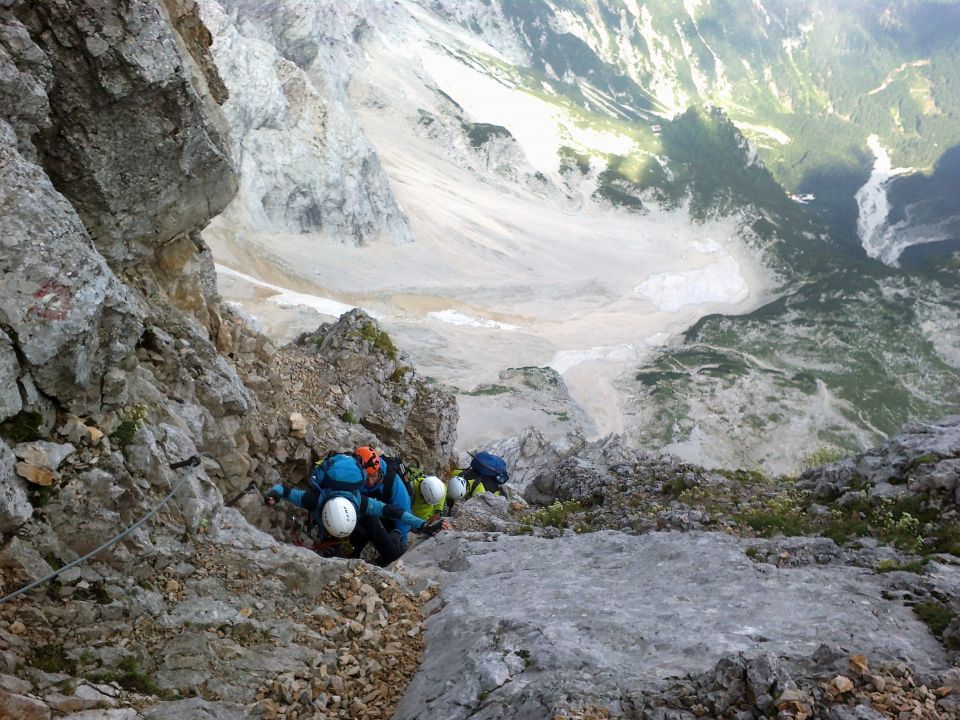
[0,455,201,605]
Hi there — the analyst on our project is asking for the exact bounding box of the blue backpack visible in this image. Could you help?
[309,452,366,495]
[470,451,509,484]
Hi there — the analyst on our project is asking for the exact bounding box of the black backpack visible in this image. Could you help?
[380,456,415,503]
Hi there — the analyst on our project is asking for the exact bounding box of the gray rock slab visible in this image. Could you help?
[142,698,251,719]
[0,119,143,412]
[14,0,236,265]
[0,442,33,534]
[395,530,948,720]
[159,598,243,629]
[0,331,22,423]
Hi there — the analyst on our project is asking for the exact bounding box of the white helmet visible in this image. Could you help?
[321,497,357,538]
[420,475,446,505]
[447,475,467,501]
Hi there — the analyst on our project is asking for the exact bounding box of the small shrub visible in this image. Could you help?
[869,497,924,553]
[914,600,954,637]
[929,524,960,556]
[462,121,512,147]
[389,366,412,383]
[737,492,812,536]
[110,404,149,448]
[340,411,358,424]
[798,446,846,471]
[357,322,397,359]
[874,558,928,574]
[909,452,940,469]
[28,484,54,508]
[88,656,169,698]
[33,644,75,674]
[527,500,584,528]
[661,477,689,498]
[822,511,870,545]
[0,411,43,444]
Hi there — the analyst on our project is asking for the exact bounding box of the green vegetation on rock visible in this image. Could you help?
[354,321,398,359]
[0,410,42,444]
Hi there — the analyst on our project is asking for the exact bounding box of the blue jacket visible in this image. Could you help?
[268,484,425,539]
[362,468,414,543]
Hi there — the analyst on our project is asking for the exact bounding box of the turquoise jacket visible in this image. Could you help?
[268,484,425,535]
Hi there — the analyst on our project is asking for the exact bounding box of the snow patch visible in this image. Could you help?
[634,256,750,311]
[549,344,640,374]
[427,310,519,331]
[216,265,379,319]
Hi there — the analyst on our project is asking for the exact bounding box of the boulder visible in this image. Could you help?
[0,689,50,720]
[13,441,75,471]
[485,428,566,499]
[396,530,948,719]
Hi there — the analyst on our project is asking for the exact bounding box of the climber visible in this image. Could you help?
[410,474,447,523]
[446,451,509,512]
[353,446,416,560]
[445,474,468,510]
[264,451,447,566]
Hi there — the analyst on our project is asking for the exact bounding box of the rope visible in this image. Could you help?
[0,455,201,605]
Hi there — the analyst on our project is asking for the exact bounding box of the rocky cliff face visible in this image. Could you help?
[0,2,455,717]
[198,0,413,243]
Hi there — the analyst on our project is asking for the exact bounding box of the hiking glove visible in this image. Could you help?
[264,484,284,506]
[416,520,447,537]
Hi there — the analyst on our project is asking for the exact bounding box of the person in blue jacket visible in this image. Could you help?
[264,453,446,566]
[353,446,415,560]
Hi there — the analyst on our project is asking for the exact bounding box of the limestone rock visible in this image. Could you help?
[486,428,567,499]
[288,412,307,438]
[13,441,75,471]
[798,415,960,504]
[451,492,516,533]
[395,530,948,719]
[12,0,237,265]
[0,536,54,581]
[0,13,51,158]
[0,689,50,720]
[0,441,32,533]
[14,462,55,486]
[141,697,249,719]
[200,0,412,244]
[0,330,22,423]
[0,119,143,412]
[298,310,458,465]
